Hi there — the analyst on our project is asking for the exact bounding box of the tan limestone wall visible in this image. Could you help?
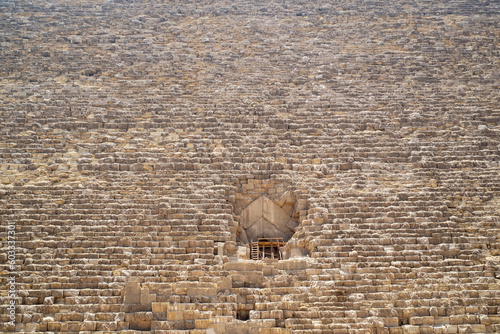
[0,0,499,333]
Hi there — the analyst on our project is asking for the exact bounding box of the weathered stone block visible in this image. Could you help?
[402,325,420,334]
[123,282,141,304]
[167,310,184,322]
[152,302,168,313]
[195,318,211,329]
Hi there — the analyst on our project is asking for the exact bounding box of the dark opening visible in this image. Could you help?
[237,310,250,321]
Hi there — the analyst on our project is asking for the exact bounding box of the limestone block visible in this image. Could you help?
[152,302,168,313]
[150,320,172,330]
[249,310,260,320]
[94,321,116,331]
[225,261,263,271]
[236,245,250,260]
[123,282,141,304]
[478,314,490,325]
[277,259,308,270]
[191,330,212,334]
[63,289,79,297]
[457,325,473,334]
[47,322,60,332]
[435,317,451,326]
[183,309,198,320]
[468,324,486,333]
[385,317,399,327]
[250,329,268,334]
[24,323,38,332]
[285,218,299,231]
[210,322,227,334]
[226,322,255,333]
[217,276,232,292]
[450,315,465,325]
[402,325,420,334]
[140,287,156,304]
[270,310,283,320]
[81,321,97,331]
[167,310,184,322]
[195,318,211,329]
[175,282,218,297]
[242,196,265,228]
[262,198,290,229]
[271,329,291,334]
[232,272,264,286]
[260,319,276,327]
[127,312,153,331]
[444,325,458,333]
[389,328,404,334]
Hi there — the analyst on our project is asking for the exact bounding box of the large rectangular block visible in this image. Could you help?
[276,260,308,270]
[385,317,399,327]
[225,261,264,271]
[217,277,232,291]
[152,302,168,313]
[189,287,217,297]
[150,320,172,330]
[401,325,420,334]
[167,311,184,322]
[183,310,198,320]
[174,282,217,296]
[123,282,141,304]
[194,318,210,329]
[450,315,464,325]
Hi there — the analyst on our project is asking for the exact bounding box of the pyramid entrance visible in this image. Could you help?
[233,188,302,260]
[249,237,286,260]
[228,176,312,260]
[239,196,295,242]
[236,195,292,260]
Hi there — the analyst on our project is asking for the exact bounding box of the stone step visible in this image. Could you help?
[40,320,129,332]
[152,330,204,334]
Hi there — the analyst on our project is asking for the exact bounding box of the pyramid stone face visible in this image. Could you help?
[0,0,499,333]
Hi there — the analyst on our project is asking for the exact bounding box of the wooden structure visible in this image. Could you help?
[250,238,286,260]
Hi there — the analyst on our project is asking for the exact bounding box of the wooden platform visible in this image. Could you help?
[250,238,286,260]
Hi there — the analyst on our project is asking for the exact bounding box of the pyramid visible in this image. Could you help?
[0,0,499,333]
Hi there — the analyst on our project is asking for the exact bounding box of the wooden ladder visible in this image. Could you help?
[251,241,259,260]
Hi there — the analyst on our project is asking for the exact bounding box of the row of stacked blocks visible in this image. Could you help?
[1,166,498,333]
[1,250,498,333]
